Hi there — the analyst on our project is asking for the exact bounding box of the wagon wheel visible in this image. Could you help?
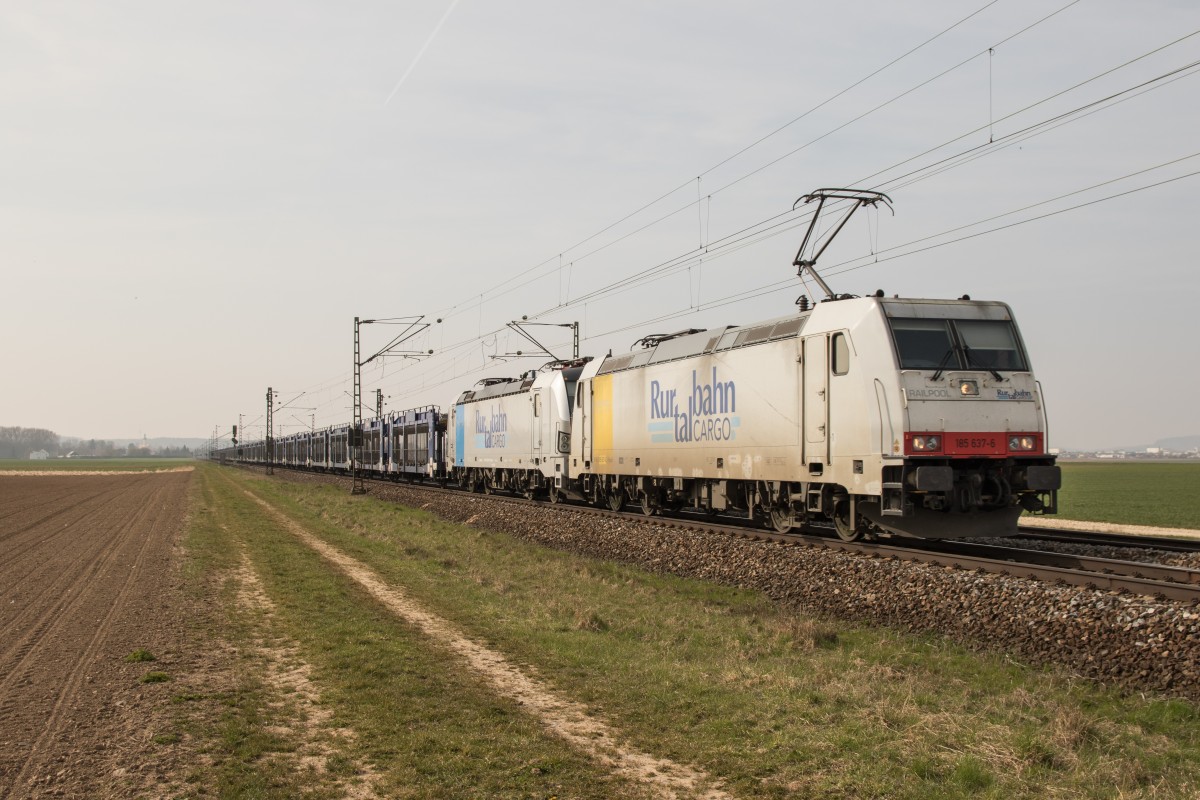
[768,506,793,534]
[833,500,863,542]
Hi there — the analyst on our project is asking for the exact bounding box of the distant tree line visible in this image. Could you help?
[0,427,61,458]
[68,438,121,458]
[0,427,193,459]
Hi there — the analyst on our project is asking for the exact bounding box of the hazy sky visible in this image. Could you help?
[2,0,1197,450]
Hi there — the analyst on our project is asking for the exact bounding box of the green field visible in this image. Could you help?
[169,465,1200,799]
[0,457,193,472]
[1050,462,1200,529]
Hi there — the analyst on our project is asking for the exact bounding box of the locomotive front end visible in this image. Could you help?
[864,298,1061,538]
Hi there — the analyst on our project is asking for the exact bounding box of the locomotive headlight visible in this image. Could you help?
[959,380,979,396]
[910,434,942,453]
[1008,435,1037,452]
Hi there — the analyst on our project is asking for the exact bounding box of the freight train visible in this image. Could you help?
[216,292,1060,542]
[216,190,1061,540]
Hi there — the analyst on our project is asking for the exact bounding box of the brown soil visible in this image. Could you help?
[0,472,207,799]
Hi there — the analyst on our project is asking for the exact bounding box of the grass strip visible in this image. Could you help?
[195,466,657,799]
[224,466,1200,799]
[175,462,331,798]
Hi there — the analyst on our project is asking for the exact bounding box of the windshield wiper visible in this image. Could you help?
[930,348,957,382]
[963,346,1003,381]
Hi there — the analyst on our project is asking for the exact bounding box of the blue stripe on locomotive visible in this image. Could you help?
[454,404,465,467]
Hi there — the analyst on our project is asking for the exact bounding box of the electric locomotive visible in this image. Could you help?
[447,361,587,498]
[556,293,1059,540]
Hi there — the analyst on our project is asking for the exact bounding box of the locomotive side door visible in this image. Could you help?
[803,334,829,464]
[531,391,544,458]
[575,380,593,467]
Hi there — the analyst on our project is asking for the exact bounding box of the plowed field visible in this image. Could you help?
[0,471,194,798]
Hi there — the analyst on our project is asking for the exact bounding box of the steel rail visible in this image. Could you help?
[1015,527,1200,553]
[894,538,1200,587]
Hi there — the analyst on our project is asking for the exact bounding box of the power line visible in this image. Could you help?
[234,11,1198,427]
[318,6,1132,410]
[368,49,1199,414]
[425,0,1065,321]
[436,16,1193,335]
[510,52,1200,322]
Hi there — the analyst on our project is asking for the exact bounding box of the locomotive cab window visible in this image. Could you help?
[888,317,1028,373]
[954,319,1027,371]
[831,333,850,375]
[533,394,541,417]
[890,318,957,369]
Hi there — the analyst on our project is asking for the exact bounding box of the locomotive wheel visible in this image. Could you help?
[833,501,862,542]
[768,507,793,534]
[548,486,562,504]
[607,488,626,512]
[639,491,657,517]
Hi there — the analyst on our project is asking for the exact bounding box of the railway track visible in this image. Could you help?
[1014,526,1200,553]
[623,514,1200,603]
[241,464,1200,604]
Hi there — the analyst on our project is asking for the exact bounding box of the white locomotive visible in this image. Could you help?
[448,363,583,498]
[554,293,1059,539]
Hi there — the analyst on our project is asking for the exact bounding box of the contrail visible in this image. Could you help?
[384,0,462,106]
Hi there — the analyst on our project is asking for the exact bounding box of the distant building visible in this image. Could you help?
[29,450,50,460]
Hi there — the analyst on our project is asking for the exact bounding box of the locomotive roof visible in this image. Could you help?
[595,296,1014,376]
[455,374,535,404]
[878,297,1014,320]
[598,311,812,375]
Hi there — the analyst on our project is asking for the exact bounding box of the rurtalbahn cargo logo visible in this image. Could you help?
[648,368,739,443]
[475,407,508,448]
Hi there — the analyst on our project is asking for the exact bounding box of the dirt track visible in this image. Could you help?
[0,472,195,798]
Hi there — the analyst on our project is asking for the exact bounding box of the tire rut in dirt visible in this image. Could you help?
[0,472,191,798]
[0,479,151,662]
[0,481,89,525]
[0,479,117,542]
